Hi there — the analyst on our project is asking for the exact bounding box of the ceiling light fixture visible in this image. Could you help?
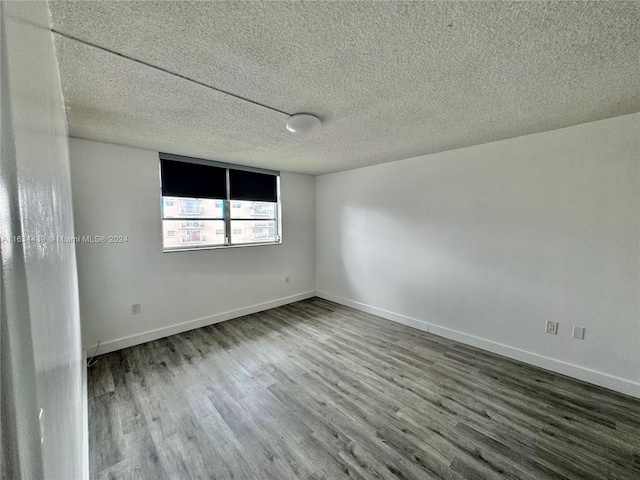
[285,113,322,135]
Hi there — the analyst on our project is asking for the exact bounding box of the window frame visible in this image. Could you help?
[159,153,282,253]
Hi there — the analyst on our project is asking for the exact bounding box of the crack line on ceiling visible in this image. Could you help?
[51,29,292,117]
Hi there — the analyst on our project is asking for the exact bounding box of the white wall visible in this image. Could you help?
[69,138,315,353]
[316,113,640,397]
[1,1,85,478]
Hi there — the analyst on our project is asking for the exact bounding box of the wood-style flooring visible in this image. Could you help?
[88,298,640,479]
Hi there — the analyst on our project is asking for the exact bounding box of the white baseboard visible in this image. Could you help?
[92,291,316,356]
[316,291,640,399]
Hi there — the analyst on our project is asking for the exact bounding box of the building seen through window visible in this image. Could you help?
[162,198,278,250]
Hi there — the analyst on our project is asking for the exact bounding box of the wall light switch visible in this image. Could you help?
[545,321,558,335]
[132,303,141,315]
[572,325,585,340]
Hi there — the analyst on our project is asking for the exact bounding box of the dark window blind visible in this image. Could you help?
[160,159,227,199]
[229,169,277,202]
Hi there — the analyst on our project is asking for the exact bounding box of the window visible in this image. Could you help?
[230,201,278,244]
[180,221,205,228]
[160,153,281,252]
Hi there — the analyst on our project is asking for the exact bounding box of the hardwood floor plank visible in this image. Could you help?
[88,298,640,479]
[89,392,124,477]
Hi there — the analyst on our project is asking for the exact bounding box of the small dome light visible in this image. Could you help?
[285,113,322,135]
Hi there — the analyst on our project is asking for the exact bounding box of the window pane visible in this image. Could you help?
[162,219,225,249]
[230,200,276,219]
[162,197,223,218]
[230,220,277,244]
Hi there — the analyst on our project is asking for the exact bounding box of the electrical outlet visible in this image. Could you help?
[132,303,141,315]
[545,321,558,335]
[572,325,585,340]
[285,276,290,284]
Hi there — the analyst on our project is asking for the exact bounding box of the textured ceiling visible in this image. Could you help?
[49,1,640,175]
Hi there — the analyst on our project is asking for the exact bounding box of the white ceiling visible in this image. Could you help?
[49,1,640,175]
